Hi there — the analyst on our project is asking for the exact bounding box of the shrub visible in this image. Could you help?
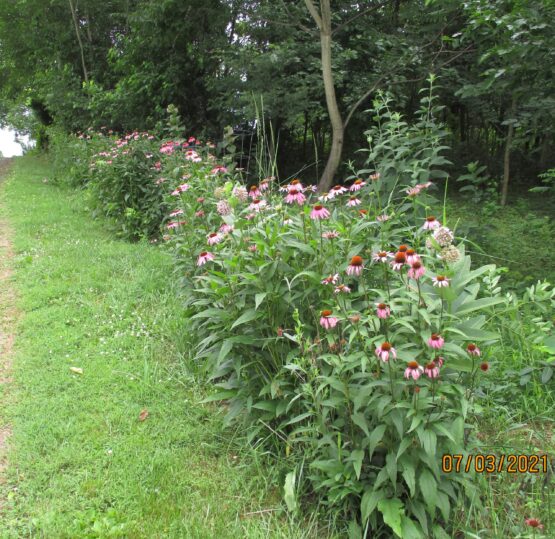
[158,94,504,537]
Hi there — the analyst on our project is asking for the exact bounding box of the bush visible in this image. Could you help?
[157,94,504,537]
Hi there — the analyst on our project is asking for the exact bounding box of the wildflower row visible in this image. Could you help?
[77,126,503,536]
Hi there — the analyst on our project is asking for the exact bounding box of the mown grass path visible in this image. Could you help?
[0,158,16,514]
[0,157,308,539]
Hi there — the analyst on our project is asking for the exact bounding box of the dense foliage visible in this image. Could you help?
[1,1,554,196]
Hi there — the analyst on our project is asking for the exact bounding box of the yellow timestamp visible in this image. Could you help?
[441,454,551,474]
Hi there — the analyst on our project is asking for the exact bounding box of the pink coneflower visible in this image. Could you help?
[195,210,205,218]
[358,209,368,217]
[245,212,257,221]
[207,232,223,245]
[373,251,393,263]
[248,199,267,212]
[259,177,273,191]
[376,303,390,319]
[376,214,390,222]
[524,518,543,530]
[350,179,366,191]
[310,204,330,219]
[375,341,396,362]
[416,181,432,190]
[329,184,348,198]
[171,183,190,196]
[197,251,215,266]
[248,244,257,252]
[428,333,444,349]
[216,200,232,216]
[156,177,166,185]
[398,245,409,253]
[322,231,340,239]
[287,179,304,192]
[346,196,362,207]
[285,189,306,205]
[433,356,445,367]
[424,361,440,379]
[318,192,332,202]
[466,343,481,356]
[408,260,425,280]
[197,197,205,203]
[154,161,162,170]
[248,185,261,199]
[219,223,233,234]
[406,186,421,197]
[391,252,407,271]
[166,221,186,229]
[334,284,351,294]
[320,310,339,330]
[169,209,184,217]
[404,361,424,380]
[321,274,339,285]
[370,172,380,181]
[422,216,440,230]
[480,362,489,372]
[283,218,294,225]
[346,256,364,276]
[432,275,450,288]
[211,165,227,175]
[405,249,420,265]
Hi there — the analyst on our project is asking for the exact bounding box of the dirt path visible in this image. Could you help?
[0,158,15,511]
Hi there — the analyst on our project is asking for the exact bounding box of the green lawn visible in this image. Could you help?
[0,156,320,538]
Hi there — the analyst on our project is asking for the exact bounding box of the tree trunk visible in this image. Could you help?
[305,0,344,192]
[501,97,517,206]
[68,0,89,83]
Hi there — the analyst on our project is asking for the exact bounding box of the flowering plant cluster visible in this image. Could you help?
[155,123,505,535]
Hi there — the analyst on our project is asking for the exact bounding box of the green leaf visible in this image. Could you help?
[401,516,424,539]
[352,449,365,480]
[401,460,416,496]
[217,339,233,363]
[368,424,387,460]
[454,296,504,316]
[351,413,371,437]
[254,292,267,310]
[361,488,385,522]
[418,469,438,512]
[541,366,553,384]
[201,390,236,403]
[231,308,258,329]
[377,498,405,537]
[418,429,437,454]
[283,471,297,513]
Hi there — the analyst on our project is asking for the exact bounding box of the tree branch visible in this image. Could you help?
[304,0,323,30]
[332,0,392,36]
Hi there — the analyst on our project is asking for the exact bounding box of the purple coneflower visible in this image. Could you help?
[404,361,424,380]
[346,196,361,207]
[466,343,481,357]
[432,275,450,287]
[321,274,339,285]
[207,233,223,246]
[334,284,351,294]
[405,249,420,265]
[422,216,440,230]
[428,333,444,349]
[376,303,390,319]
[285,188,306,205]
[375,342,396,362]
[346,256,364,276]
[248,199,267,212]
[322,231,340,239]
[407,260,425,280]
[219,223,233,234]
[424,361,440,379]
[391,252,407,271]
[310,204,330,220]
[197,251,215,266]
[320,310,339,330]
[350,179,366,191]
[373,251,393,263]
